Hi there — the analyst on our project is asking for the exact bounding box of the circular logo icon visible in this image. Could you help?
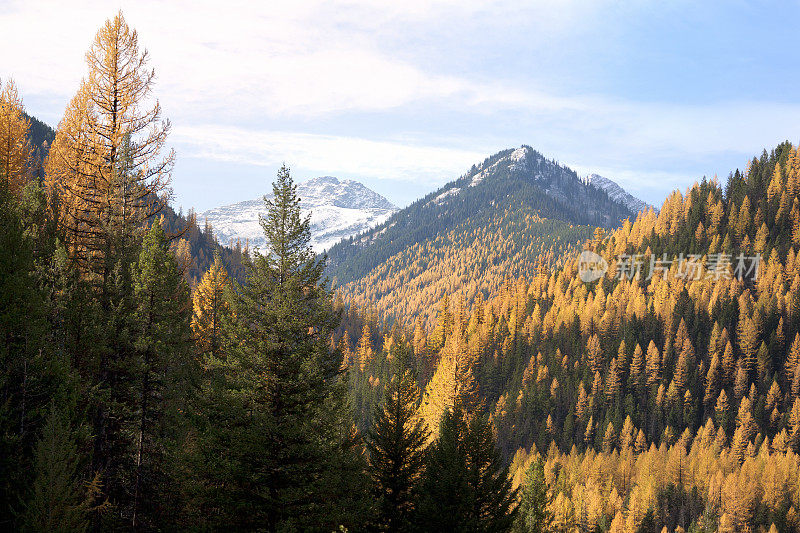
[578,250,608,283]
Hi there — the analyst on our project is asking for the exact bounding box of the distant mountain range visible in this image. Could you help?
[200,176,399,253]
[324,145,650,326]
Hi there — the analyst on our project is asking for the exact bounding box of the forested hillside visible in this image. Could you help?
[6,9,800,533]
[21,112,244,286]
[328,146,638,328]
[0,14,518,532]
[25,113,55,179]
[343,141,800,532]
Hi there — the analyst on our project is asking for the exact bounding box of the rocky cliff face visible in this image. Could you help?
[587,173,651,214]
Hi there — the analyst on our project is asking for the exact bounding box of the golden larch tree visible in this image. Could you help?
[191,253,231,359]
[45,11,174,281]
[418,326,479,440]
[0,79,33,194]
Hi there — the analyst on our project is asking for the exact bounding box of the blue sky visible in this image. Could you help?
[3,0,800,211]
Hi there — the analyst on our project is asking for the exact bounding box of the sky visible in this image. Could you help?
[3,0,800,212]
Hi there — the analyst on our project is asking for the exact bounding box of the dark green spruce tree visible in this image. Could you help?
[366,344,429,533]
[129,220,194,529]
[20,406,92,533]
[0,178,73,528]
[191,164,369,531]
[514,457,552,533]
[416,403,518,532]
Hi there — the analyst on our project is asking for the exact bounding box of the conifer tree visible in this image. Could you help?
[715,390,730,434]
[191,165,367,530]
[430,294,452,352]
[587,334,603,374]
[45,11,173,282]
[0,174,58,524]
[629,343,645,397]
[703,352,720,405]
[603,422,616,452]
[39,16,177,523]
[786,333,800,392]
[737,315,760,373]
[514,457,552,533]
[605,356,622,405]
[673,339,694,392]
[358,322,375,371]
[21,407,92,533]
[646,341,661,387]
[419,325,480,439]
[129,220,194,528]
[722,340,736,386]
[366,348,429,533]
[417,404,518,532]
[0,79,33,194]
[734,362,749,400]
[191,252,231,360]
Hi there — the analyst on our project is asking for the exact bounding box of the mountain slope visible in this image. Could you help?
[25,114,245,286]
[434,141,800,463]
[23,112,56,179]
[587,173,651,214]
[201,176,398,253]
[327,145,641,327]
[344,141,800,533]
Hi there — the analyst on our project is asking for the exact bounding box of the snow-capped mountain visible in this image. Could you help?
[421,145,637,226]
[325,145,642,325]
[201,176,398,253]
[587,174,651,214]
[326,145,639,287]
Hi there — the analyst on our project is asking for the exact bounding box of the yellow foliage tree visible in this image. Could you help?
[45,12,174,281]
[0,79,32,194]
[418,328,479,440]
[191,254,231,359]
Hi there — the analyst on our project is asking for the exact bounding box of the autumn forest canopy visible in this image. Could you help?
[4,11,800,533]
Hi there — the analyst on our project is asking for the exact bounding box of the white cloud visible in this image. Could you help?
[0,0,621,120]
[171,125,485,184]
[2,0,798,210]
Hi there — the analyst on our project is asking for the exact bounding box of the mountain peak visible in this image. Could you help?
[305,175,341,186]
[201,176,398,253]
[430,145,634,225]
[328,145,639,294]
[505,145,536,171]
[587,174,651,214]
[300,176,396,211]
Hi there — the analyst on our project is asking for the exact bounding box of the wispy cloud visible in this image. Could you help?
[0,0,626,119]
[172,125,486,184]
[2,0,798,210]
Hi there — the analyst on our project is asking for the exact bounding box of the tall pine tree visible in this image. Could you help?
[514,457,552,533]
[129,220,194,528]
[417,404,518,532]
[191,165,368,531]
[366,345,429,532]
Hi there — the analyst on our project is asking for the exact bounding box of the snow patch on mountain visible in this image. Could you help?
[434,187,461,203]
[428,145,572,207]
[508,146,531,171]
[587,174,651,214]
[418,145,639,229]
[201,176,398,253]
